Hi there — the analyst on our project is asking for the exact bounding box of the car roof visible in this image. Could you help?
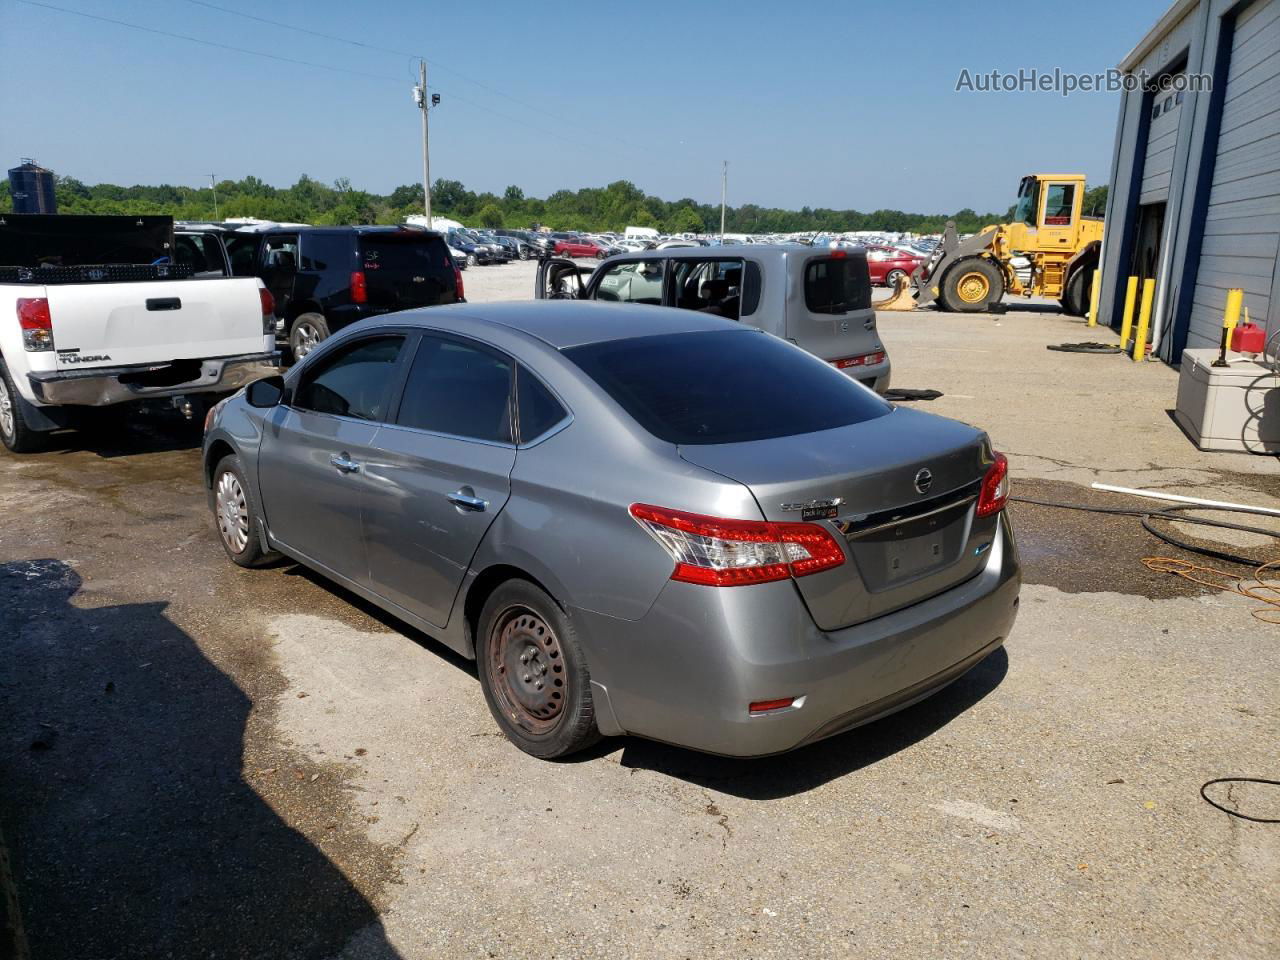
[371,300,748,350]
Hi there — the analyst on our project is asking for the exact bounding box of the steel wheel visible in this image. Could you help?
[292,321,321,358]
[487,605,566,735]
[956,270,991,304]
[216,468,250,555]
[0,375,14,443]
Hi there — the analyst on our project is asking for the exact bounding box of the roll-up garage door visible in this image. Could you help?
[1140,72,1184,204]
[1188,0,1280,350]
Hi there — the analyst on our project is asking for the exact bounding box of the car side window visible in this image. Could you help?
[516,366,568,443]
[263,235,299,272]
[594,260,665,305]
[224,234,261,277]
[672,259,744,320]
[395,336,513,443]
[292,336,405,421]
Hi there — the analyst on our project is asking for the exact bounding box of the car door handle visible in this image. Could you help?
[447,490,488,512]
[329,453,360,474]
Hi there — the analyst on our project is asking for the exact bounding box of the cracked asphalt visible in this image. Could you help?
[2,261,1277,959]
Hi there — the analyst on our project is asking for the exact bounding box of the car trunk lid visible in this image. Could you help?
[679,407,999,630]
[359,231,456,310]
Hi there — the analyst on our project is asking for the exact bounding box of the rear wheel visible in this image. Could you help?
[475,579,600,759]
[884,268,907,289]
[0,357,43,453]
[939,257,1004,313]
[289,313,330,361]
[1062,265,1093,317]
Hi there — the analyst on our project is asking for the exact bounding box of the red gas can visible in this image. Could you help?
[1231,321,1266,353]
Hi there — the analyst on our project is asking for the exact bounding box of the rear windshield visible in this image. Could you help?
[564,330,889,445]
[359,232,453,277]
[804,255,871,314]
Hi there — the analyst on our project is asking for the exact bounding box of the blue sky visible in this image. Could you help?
[1,0,1170,213]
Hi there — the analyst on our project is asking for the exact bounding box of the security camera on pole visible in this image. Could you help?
[412,60,442,225]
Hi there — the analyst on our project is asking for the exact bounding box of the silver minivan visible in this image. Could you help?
[535,245,891,392]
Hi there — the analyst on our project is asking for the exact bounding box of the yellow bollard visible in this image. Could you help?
[1118,276,1139,347]
[1132,278,1156,361]
[1086,269,1101,328]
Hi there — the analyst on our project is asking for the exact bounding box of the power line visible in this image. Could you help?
[15,0,635,160]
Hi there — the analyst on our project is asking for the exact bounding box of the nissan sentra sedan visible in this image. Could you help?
[203,301,1020,759]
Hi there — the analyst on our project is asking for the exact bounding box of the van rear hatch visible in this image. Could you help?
[46,277,267,370]
[359,231,457,310]
[788,248,881,368]
[564,327,996,631]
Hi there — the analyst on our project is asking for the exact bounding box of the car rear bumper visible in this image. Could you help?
[574,513,1019,757]
[26,352,280,406]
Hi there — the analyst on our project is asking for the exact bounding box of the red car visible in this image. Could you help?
[555,238,609,260]
[865,246,924,287]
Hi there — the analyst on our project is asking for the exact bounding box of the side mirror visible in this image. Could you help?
[247,375,285,408]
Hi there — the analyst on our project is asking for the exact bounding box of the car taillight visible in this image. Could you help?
[454,264,465,301]
[831,351,885,369]
[258,286,276,333]
[976,452,1010,517]
[350,270,368,304]
[629,503,845,587]
[17,297,53,352]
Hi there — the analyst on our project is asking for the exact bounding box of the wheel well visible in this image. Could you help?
[463,564,561,657]
[205,439,235,487]
[287,300,324,323]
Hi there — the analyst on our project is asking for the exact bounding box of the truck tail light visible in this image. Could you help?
[629,503,845,587]
[17,297,54,352]
[258,287,276,333]
[976,452,1010,517]
[350,270,368,304]
[454,264,465,301]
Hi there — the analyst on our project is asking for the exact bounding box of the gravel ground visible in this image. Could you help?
[1,272,1277,959]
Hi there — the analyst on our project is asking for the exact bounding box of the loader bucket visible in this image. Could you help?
[875,272,918,311]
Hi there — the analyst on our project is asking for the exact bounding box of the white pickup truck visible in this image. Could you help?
[0,214,279,453]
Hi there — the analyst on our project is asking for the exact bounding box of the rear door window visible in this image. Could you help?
[670,259,745,319]
[395,336,513,443]
[804,256,870,315]
[594,260,665,305]
[300,233,351,272]
[565,330,888,445]
[292,336,405,421]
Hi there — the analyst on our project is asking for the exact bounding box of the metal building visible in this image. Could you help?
[1100,0,1280,361]
[7,159,57,214]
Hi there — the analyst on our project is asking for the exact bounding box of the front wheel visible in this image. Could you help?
[475,579,601,759]
[466,253,478,267]
[519,247,530,260]
[211,455,279,568]
[289,313,330,361]
[938,257,1004,313]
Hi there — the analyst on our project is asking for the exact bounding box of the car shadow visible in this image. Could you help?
[600,646,1009,800]
[0,559,402,960]
[38,404,204,458]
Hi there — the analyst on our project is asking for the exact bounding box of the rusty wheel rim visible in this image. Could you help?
[488,605,565,735]
[957,271,990,303]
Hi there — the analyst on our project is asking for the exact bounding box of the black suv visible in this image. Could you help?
[177,224,461,359]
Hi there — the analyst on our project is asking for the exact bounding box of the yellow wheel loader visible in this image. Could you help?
[879,174,1103,315]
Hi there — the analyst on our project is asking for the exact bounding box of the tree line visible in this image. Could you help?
[1,171,1106,235]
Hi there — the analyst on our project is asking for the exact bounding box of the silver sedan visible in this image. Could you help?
[203,301,1020,758]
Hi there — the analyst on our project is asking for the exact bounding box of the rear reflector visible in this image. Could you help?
[350,270,368,304]
[976,452,1010,517]
[749,698,796,715]
[17,297,54,352]
[629,503,845,587]
[831,351,886,369]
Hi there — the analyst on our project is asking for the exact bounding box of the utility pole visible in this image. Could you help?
[209,173,219,220]
[414,59,433,224]
[720,160,727,242]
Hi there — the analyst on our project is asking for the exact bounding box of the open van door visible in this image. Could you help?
[534,257,591,300]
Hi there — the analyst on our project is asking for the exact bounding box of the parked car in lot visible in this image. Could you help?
[865,245,924,288]
[492,229,540,259]
[535,245,892,392]
[0,214,278,453]
[554,237,610,259]
[445,229,497,268]
[178,224,463,360]
[203,301,1019,758]
[474,232,515,262]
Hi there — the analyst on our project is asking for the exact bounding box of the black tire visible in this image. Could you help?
[938,257,1004,313]
[0,356,44,453]
[289,313,330,362]
[211,454,278,568]
[1062,265,1093,317]
[475,579,601,759]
